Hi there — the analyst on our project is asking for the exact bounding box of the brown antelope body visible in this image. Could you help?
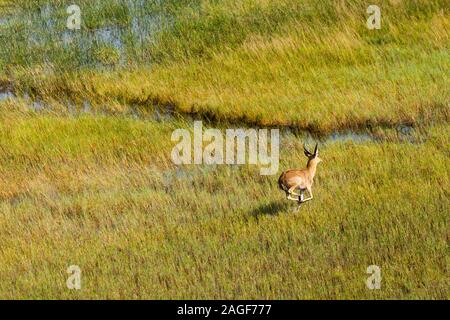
[278,144,322,206]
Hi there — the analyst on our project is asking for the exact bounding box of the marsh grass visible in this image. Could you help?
[2,0,448,132]
[0,0,449,299]
[0,104,448,299]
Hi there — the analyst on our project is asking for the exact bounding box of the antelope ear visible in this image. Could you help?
[313,143,319,156]
[303,145,312,157]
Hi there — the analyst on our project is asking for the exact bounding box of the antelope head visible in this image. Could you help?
[303,143,323,166]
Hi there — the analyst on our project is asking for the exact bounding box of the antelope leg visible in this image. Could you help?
[288,185,301,196]
[297,190,305,203]
[287,193,299,201]
[302,188,313,202]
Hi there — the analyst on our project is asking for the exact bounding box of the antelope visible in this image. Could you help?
[278,144,322,207]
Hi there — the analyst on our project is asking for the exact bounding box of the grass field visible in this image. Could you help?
[0,0,448,299]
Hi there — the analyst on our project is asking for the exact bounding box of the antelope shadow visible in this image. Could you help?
[249,200,289,218]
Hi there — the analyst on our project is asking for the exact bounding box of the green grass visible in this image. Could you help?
[0,0,449,299]
[0,104,448,299]
[2,0,448,132]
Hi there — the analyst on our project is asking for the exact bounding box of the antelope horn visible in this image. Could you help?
[314,143,318,156]
[303,145,312,156]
